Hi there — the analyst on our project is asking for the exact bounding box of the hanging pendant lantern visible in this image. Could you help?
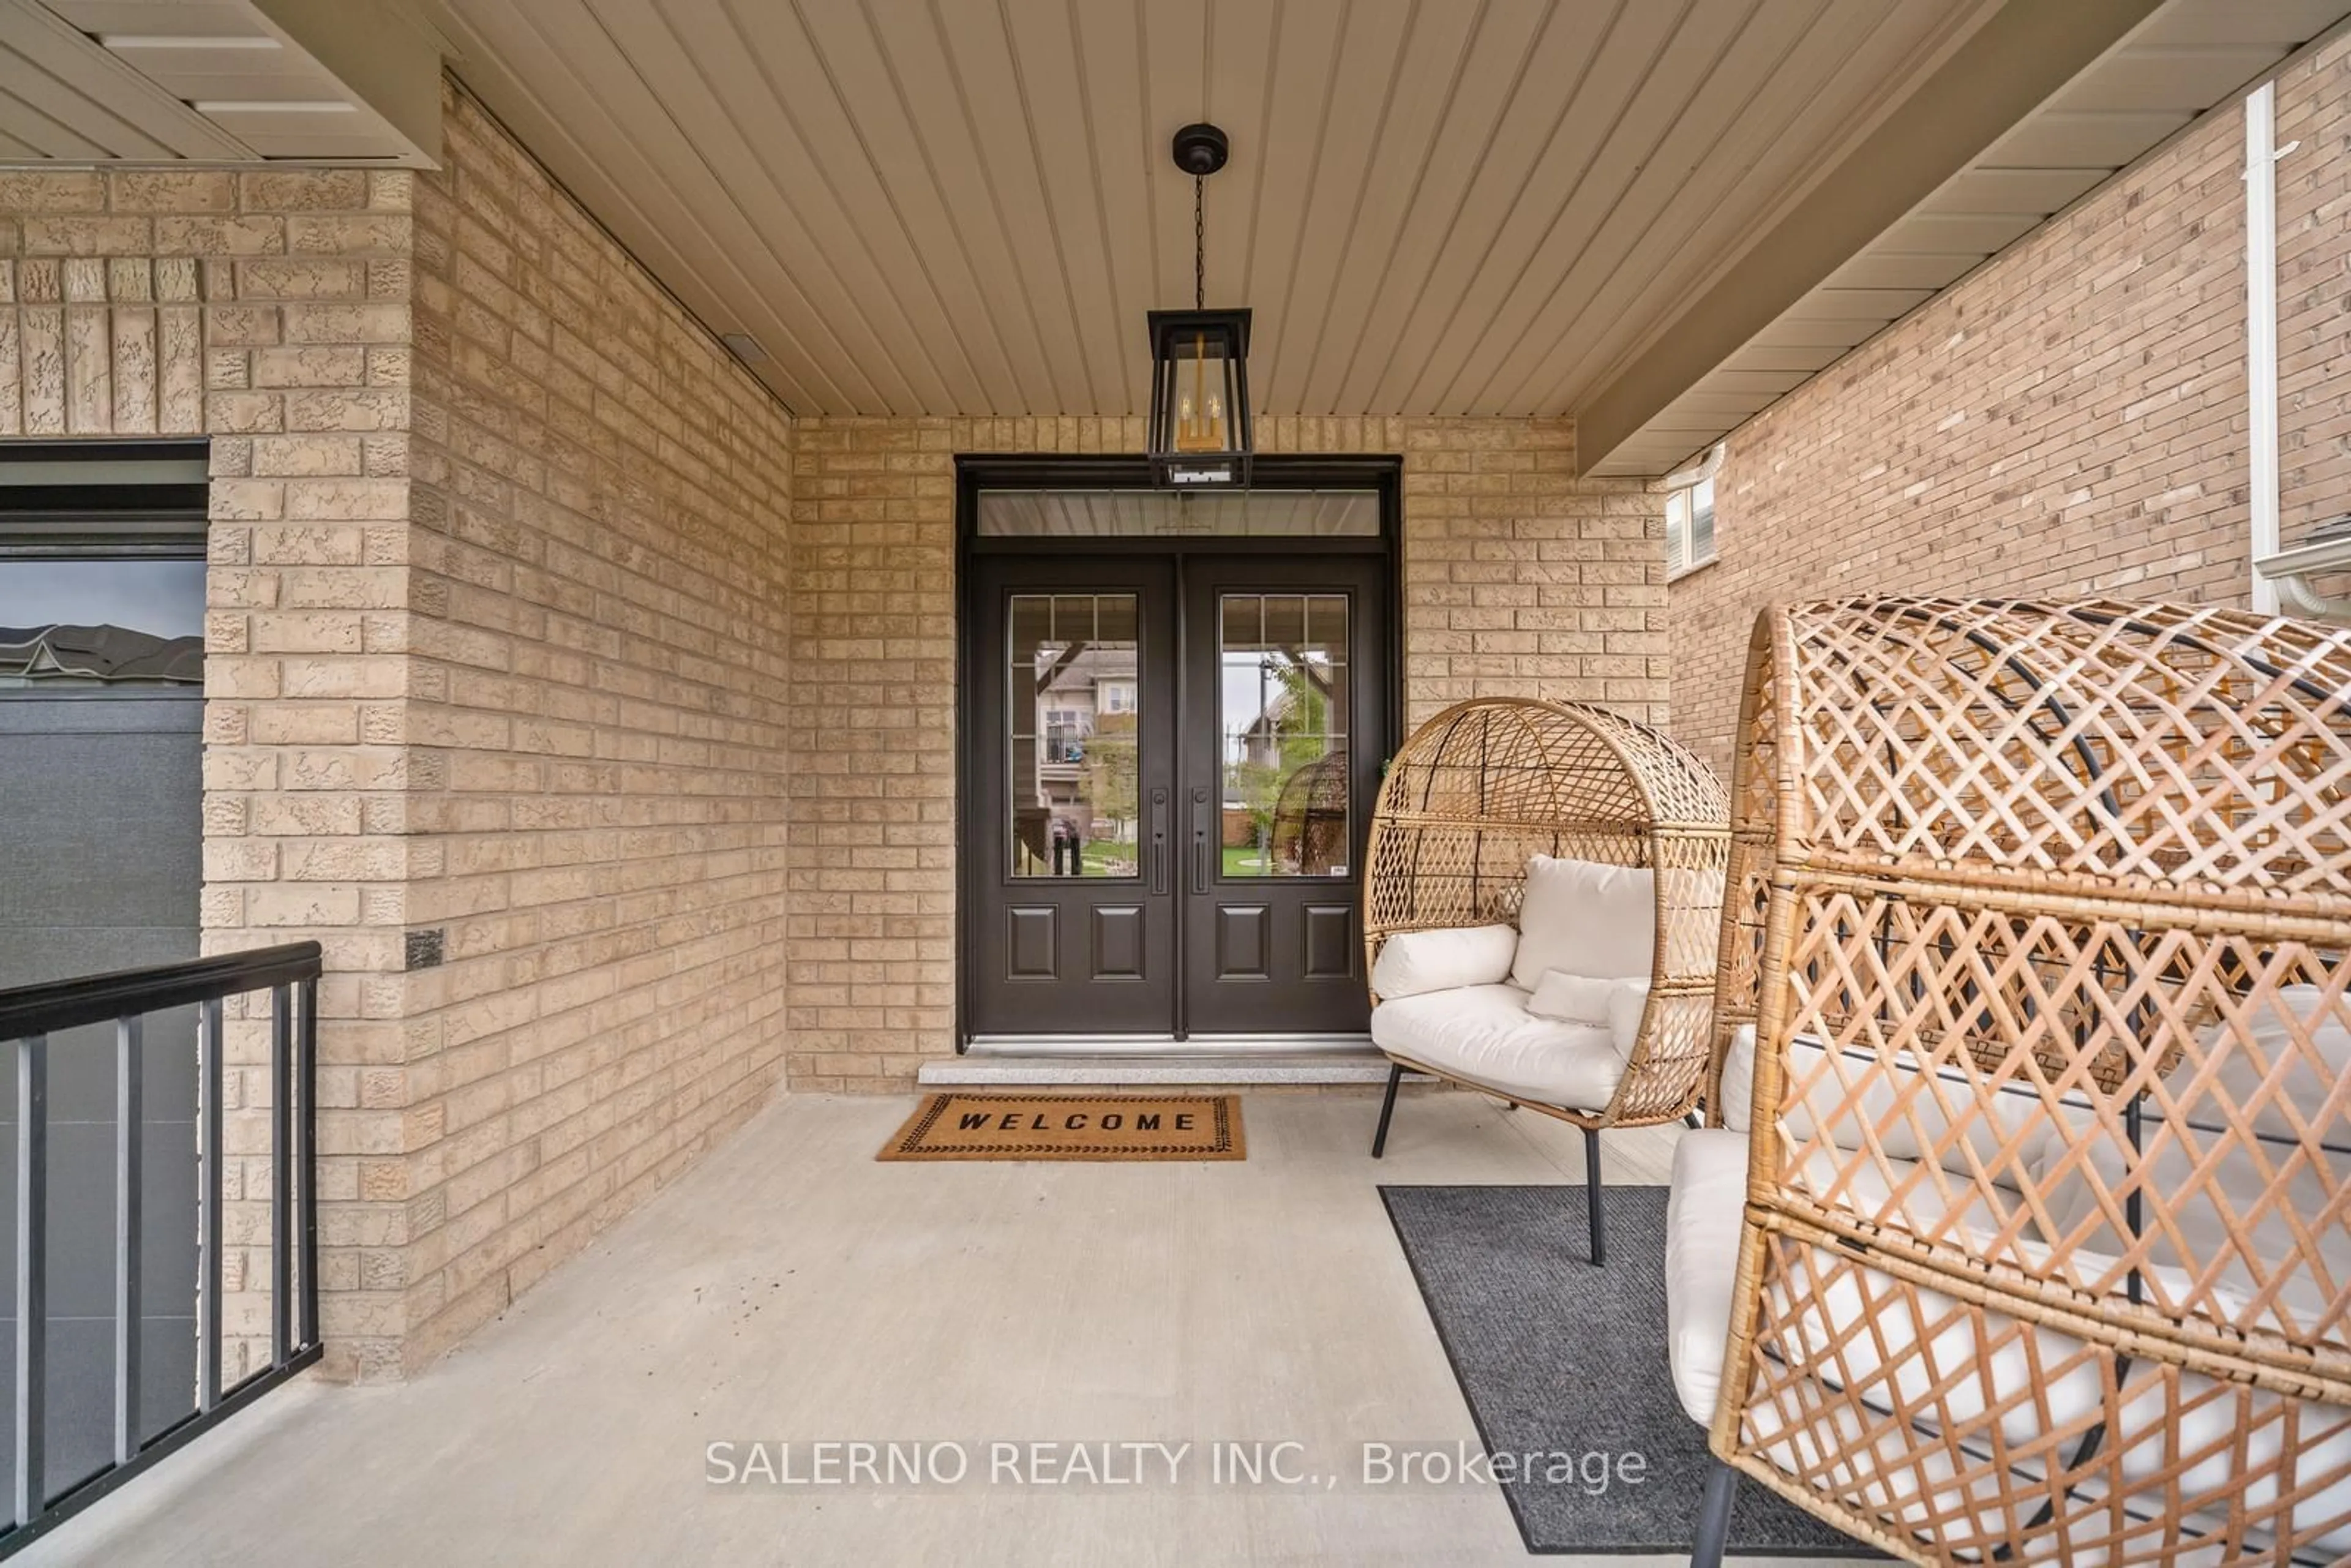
[1148,124,1252,489]
[1146,307,1251,487]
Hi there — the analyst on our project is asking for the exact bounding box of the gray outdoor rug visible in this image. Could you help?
[1381,1183,1877,1557]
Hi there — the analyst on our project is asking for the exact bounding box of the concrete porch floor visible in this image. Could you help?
[23,1092,1767,1567]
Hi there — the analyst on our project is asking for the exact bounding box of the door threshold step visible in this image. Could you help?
[964,1033,1374,1057]
[919,1051,1411,1087]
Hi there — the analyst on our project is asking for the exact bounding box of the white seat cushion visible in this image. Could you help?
[1744,1198,2351,1558]
[1668,1131,2049,1429]
[1368,923,1518,1000]
[1371,983,1624,1111]
[1667,1128,1749,1425]
[2034,1115,2351,1335]
[1509,856,1654,990]
[1683,1011,2351,1553]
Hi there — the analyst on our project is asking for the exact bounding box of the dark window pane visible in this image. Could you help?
[977,491,1378,538]
[0,561,204,690]
[1010,593,1141,878]
[1220,593,1348,878]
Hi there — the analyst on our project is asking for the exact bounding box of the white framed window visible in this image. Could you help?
[1665,445,1722,580]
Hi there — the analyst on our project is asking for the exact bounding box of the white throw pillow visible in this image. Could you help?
[1607,978,1652,1055]
[1509,855,1655,990]
[1659,865,1727,977]
[1370,923,1519,1000]
[1719,1025,2074,1193]
[1526,970,1615,1024]
[2200,984,2351,1146]
[1720,1023,1757,1131]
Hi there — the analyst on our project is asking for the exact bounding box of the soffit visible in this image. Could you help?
[1584,0,2351,476]
[0,0,434,165]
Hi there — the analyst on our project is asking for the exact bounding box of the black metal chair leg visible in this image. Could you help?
[1583,1126,1605,1266]
[1692,1455,1738,1567]
[1371,1063,1402,1158]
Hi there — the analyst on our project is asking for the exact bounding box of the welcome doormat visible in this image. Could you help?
[879,1092,1245,1161]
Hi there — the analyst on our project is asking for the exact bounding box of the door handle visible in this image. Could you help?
[1191,786,1211,895]
[1149,787,1169,896]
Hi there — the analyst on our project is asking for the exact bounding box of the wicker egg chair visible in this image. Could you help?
[1272,748,1349,875]
[1676,598,2351,1566]
[1362,697,1729,1261]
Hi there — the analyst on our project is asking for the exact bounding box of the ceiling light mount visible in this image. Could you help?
[1170,122,1229,178]
[1147,121,1250,489]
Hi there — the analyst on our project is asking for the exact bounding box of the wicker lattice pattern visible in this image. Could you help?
[1363,697,1730,1127]
[1271,749,1349,876]
[1712,599,2351,1564]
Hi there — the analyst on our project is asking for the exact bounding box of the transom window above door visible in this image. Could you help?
[978,490,1378,539]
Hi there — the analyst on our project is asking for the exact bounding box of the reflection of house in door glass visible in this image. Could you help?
[1007,594,1139,878]
[1221,595,1348,878]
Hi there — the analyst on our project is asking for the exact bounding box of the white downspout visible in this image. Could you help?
[2246,81,2282,615]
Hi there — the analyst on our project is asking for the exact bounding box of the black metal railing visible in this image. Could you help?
[0,942,321,1557]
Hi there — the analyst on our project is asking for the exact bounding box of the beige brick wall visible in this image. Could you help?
[786,415,1662,1090]
[4,99,1664,1360]
[0,88,795,1382]
[2277,36,2351,544]
[1668,37,2351,780]
[0,163,422,1381]
[395,85,795,1373]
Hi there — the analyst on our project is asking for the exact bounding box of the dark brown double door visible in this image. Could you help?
[966,551,1389,1041]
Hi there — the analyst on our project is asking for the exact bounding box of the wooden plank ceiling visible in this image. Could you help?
[424,0,2010,426]
[16,0,2340,471]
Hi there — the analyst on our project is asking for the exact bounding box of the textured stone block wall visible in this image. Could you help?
[0,163,422,1381]
[1667,37,2351,780]
[396,85,795,1372]
[0,89,796,1382]
[786,415,1661,1090]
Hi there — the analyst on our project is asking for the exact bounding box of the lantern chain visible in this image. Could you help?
[1193,174,1205,309]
